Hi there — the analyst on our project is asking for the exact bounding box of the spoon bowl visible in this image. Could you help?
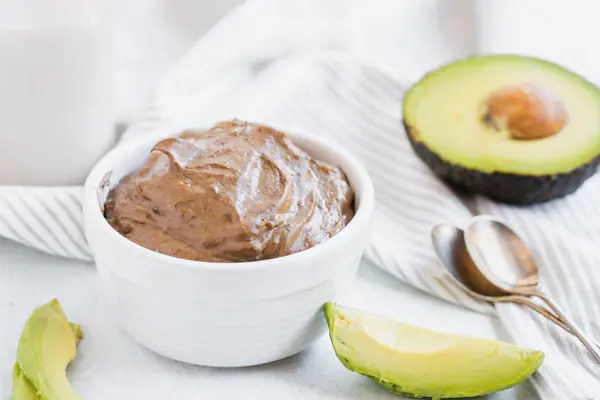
[465,215,539,294]
[431,223,599,349]
[431,224,505,297]
[464,215,600,363]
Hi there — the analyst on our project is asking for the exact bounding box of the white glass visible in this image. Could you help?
[0,0,114,185]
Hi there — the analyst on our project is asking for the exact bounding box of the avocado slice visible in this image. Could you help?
[12,363,38,400]
[324,303,544,399]
[403,55,600,204]
[12,299,83,400]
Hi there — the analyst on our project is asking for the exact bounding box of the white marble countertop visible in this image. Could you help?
[0,238,536,399]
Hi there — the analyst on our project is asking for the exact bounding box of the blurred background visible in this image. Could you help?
[3,0,598,185]
[115,0,474,121]
[114,0,600,122]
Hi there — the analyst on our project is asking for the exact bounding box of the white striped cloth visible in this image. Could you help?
[2,1,599,398]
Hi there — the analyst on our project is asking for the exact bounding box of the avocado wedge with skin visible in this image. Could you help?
[324,303,544,399]
[12,299,83,400]
[403,55,600,204]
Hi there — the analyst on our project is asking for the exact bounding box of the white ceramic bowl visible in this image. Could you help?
[83,126,375,367]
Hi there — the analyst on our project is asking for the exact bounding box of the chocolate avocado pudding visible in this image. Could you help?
[104,120,355,262]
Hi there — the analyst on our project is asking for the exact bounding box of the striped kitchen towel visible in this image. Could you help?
[1,1,599,398]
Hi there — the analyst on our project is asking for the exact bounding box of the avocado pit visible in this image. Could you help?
[483,84,567,140]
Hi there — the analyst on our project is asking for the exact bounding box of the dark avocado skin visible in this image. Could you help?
[404,121,600,205]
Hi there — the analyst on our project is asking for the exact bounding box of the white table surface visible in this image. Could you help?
[0,238,537,399]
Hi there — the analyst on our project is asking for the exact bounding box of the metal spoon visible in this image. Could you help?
[465,215,600,363]
[431,224,573,335]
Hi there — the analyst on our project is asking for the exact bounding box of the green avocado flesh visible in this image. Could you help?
[12,364,38,400]
[403,55,600,176]
[324,303,544,399]
[12,299,83,400]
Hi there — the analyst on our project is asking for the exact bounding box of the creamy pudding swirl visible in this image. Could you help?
[104,120,355,262]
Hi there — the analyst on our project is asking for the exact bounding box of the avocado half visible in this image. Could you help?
[403,55,600,205]
[324,303,544,399]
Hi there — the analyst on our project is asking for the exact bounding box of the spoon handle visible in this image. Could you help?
[533,291,566,322]
[534,292,600,364]
[505,296,600,349]
[499,296,573,334]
